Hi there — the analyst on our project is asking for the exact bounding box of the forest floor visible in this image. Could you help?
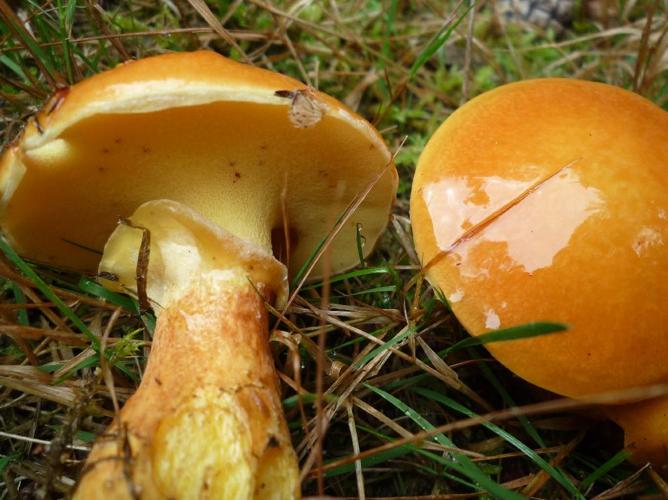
[0,0,667,498]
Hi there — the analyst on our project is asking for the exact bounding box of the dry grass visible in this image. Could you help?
[0,0,667,498]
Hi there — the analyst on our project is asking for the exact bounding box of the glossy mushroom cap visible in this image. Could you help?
[411,79,668,399]
[0,51,397,278]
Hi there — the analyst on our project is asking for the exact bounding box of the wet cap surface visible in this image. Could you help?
[411,79,668,398]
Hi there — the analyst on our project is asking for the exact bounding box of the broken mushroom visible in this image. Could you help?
[410,79,668,468]
[0,51,397,497]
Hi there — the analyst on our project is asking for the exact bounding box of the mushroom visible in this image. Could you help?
[0,51,397,497]
[410,79,668,468]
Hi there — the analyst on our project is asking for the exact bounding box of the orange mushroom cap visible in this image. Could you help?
[411,79,668,399]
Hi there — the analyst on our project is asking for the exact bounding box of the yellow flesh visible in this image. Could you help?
[152,387,298,500]
[4,100,394,277]
[151,388,255,499]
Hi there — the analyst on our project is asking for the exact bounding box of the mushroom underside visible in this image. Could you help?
[4,100,394,278]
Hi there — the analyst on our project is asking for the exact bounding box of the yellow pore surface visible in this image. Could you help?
[0,51,396,279]
[411,79,668,398]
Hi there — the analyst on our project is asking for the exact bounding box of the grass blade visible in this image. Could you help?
[78,277,135,310]
[327,425,479,489]
[78,277,155,334]
[365,383,524,499]
[579,449,631,492]
[9,282,28,326]
[0,54,30,83]
[355,223,366,267]
[301,266,392,291]
[477,359,547,449]
[441,321,567,356]
[0,236,98,349]
[352,325,415,368]
[409,2,475,80]
[347,285,396,296]
[0,1,64,86]
[324,438,415,479]
[413,387,583,499]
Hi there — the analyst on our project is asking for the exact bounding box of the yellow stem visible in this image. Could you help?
[74,272,299,499]
[605,394,668,474]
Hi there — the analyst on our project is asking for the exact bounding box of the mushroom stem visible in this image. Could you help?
[605,395,668,475]
[74,200,298,499]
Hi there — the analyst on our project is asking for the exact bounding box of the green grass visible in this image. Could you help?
[0,0,666,498]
